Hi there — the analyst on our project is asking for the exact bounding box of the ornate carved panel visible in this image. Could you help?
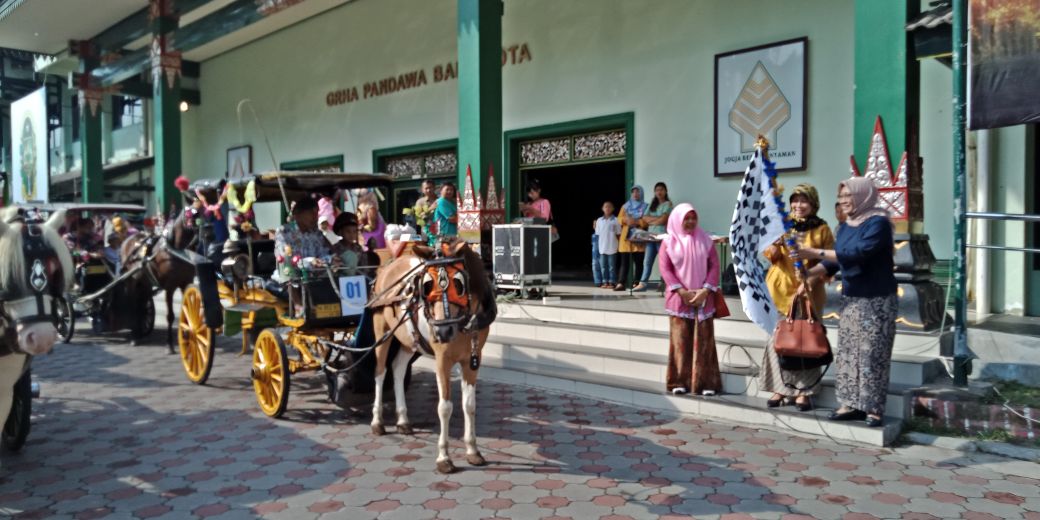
[519,138,570,166]
[574,130,626,161]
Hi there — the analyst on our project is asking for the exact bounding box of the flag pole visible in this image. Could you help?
[756,136,804,282]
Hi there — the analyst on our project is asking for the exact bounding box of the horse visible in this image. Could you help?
[368,239,497,474]
[120,209,197,352]
[0,208,74,453]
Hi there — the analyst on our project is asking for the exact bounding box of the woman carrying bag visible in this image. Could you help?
[759,184,835,411]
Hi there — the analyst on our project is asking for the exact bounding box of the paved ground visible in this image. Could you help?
[1,322,1039,520]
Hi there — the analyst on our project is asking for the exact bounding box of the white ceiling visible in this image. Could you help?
[0,0,355,61]
[0,0,146,55]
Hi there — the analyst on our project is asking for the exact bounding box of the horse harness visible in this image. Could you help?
[0,224,64,356]
[367,244,484,368]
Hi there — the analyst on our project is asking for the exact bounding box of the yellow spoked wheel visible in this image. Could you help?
[178,285,215,385]
[251,329,290,418]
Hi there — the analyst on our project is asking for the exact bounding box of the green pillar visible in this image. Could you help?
[951,0,971,386]
[853,0,919,164]
[80,80,105,203]
[457,0,503,194]
[152,3,182,215]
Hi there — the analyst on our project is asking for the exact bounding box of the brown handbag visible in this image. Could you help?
[712,290,731,319]
[773,295,831,359]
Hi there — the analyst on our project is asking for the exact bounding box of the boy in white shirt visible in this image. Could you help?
[594,201,621,288]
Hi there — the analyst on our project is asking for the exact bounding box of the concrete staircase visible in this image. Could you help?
[476,296,949,446]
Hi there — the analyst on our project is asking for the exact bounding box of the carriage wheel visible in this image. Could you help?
[2,370,32,453]
[251,329,291,418]
[54,296,74,344]
[178,285,214,385]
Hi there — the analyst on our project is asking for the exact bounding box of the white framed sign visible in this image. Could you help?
[338,275,368,317]
[11,87,48,203]
[714,37,807,177]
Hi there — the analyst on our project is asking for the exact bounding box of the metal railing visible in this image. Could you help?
[965,212,1040,254]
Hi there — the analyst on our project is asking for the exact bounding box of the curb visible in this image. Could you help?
[904,431,1040,462]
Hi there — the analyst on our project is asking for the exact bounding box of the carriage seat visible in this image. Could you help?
[264,279,289,301]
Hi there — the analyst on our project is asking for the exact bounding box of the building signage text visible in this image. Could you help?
[326,43,532,107]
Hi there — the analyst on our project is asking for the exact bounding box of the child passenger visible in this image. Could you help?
[594,201,621,288]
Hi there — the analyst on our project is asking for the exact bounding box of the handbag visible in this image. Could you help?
[712,290,731,319]
[773,295,831,362]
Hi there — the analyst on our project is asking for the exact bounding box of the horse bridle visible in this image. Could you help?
[418,252,472,330]
[0,225,63,351]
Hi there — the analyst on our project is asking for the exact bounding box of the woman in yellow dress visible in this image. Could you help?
[759,183,835,411]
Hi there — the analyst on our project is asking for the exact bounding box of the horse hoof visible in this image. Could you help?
[466,453,487,466]
[436,460,457,474]
[397,424,414,435]
[371,424,386,436]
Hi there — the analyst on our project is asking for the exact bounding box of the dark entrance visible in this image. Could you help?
[522,160,625,280]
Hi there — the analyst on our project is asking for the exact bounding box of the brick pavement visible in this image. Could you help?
[1,324,1038,519]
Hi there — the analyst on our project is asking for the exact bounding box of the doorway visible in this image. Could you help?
[522,160,625,279]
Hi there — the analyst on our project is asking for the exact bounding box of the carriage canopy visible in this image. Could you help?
[229,171,392,205]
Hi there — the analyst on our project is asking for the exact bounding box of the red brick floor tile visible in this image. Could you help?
[900,514,941,520]
[798,476,829,487]
[430,481,462,492]
[953,474,988,485]
[962,513,1002,520]
[649,493,682,506]
[481,480,513,492]
[820,494,853,505]
[764,494,797,506]
[252,502,288,515]
[193,504,230,518]
[873,493,908,505]
[826,461,859,471]
[983,491,1024,505]
[844,514,881,520]
[707,494,740,506]
[133,505,171,519]
[536,496,570,509]
[366,500,402,512]
[600,515,636,520]
[592,495,627,507]
[580,464,612,473]
[424,498,458,511]
[928,491,966,504]
[270,483,304,497]
[781,516,816,520]
[721,515,756,520]
[694,476,724,487]
[900,475,935,486]
[533,479,566,490]
[849,476,881,486]
[105,487,142,500]
[480,498,514,510]
[308,500,345,513]
[587,478,617,489]
[779,462,809,471]
[216,485,249,498]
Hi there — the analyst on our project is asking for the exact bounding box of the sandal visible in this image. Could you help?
[766,394,786,408]
[613,284,625,291]
[795,397,814,412]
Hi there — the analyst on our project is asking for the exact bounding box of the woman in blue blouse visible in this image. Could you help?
[793,177,897,428]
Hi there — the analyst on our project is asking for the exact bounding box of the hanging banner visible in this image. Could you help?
[10,87,48,204]
[969,0,1040,129]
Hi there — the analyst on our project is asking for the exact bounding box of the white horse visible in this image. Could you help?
[0,208,73,455]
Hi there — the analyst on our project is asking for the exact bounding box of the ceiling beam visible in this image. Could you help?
[91,0,271,87]
[91,0,215,55]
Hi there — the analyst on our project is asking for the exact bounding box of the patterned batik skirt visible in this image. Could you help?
[667,317,722,394]
[836,293,899,416]
[758,333,823,398]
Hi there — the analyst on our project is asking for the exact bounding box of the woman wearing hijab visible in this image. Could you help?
[759,183,835,411]
[640,182,673,289]
[793,178,897,427]
[432,182,459,242]
[615,185,649,291]
[659,203,723,396]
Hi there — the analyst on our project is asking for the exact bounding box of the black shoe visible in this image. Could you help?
[795,398,814,412]
[865,415,883,427]
[828,409,866,421]
[766,397,784,408]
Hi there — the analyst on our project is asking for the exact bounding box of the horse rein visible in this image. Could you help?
[0,225,64,355]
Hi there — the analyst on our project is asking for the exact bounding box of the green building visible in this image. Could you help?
[0,0,1036,318]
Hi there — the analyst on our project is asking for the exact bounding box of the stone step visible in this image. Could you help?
[498,300,947,359]
[491,316,947,387]
[483,334,911,418]
[413,355,902,447]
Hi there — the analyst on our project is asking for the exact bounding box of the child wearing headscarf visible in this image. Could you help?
[658,203,722,396]
[615,185,649,291]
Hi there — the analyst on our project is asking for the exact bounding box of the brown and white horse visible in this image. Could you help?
[0,208,74,447]
[368,240,497,474]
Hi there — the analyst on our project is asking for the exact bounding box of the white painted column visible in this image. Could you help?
[975,129,991,316]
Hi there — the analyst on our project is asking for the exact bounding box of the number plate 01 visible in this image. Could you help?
[338,275,368,317]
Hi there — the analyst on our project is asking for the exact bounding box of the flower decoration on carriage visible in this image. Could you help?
[226,179,259,235]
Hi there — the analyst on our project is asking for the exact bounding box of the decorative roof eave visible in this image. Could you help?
[906,2,952,62]
[0,0,28,24]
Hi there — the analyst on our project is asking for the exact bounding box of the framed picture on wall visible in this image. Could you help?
[714,37,807,177]
[227,145,252,181]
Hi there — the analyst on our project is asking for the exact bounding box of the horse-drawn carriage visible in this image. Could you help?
[175,171,398,417]
[43,203,153,343]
